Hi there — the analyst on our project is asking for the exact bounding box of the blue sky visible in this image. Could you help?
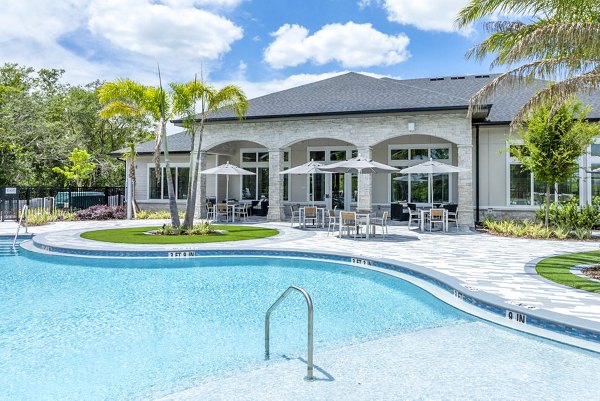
[0,0,502,98]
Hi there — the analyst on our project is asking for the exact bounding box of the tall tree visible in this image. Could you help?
[510,97,600,226]
[456,0,600,129]
[171,79,248,228]
[98,79,180,227]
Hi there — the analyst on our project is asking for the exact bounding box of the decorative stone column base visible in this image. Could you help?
[267,149,285,221]
[457,144,474,228]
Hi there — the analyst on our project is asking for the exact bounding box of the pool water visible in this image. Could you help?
[1,252,599,400]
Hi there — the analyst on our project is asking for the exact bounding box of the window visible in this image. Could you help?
[309,150,325,161]
[508,144,580,206]
[330,150,346,161]
[148,166,189,200]
[239,148,290,200]
[592,163,600,198]
[388,144,451,204]
[509,164,531,205]
[411,148,428,160]
[391,149,408,161]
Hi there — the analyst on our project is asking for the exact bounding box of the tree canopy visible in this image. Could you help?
[456,0,600,129]
[0,63,150,187]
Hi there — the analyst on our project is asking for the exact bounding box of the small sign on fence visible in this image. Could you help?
[5,187,17,195]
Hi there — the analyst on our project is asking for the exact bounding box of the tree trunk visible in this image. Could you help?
[182,127,197,229]
[161,121,180,227]
[128,155,138,219]
[545,182,551,228]
[184,119,206,228]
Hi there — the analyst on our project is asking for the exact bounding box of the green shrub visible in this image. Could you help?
[483,217,585,240]
[537,197,600,231]
[136,210,186,220]
[159,221,215,236]
[24,208,77,226]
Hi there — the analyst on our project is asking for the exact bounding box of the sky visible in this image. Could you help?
[0,0,508,101]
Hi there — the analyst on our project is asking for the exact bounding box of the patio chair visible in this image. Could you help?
[302,206,318,228]
[443,203,458,228]
[235,203,249,221]
[206,202,215,221]
[216,203,230,222]
[290,204,301,227]
[339,211,359,239]
[326,207,338,236]
[407,203,420,229]
[370,211,389,237]
[428,208,446,232]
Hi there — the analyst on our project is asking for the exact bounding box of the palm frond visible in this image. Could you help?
[208,85,249,119]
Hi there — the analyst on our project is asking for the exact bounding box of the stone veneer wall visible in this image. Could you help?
[196,111,475,227]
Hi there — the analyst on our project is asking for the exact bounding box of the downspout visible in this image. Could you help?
[475,125,480,225]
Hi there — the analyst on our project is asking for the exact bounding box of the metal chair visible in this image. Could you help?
[290,204,301,227]
[443,203,458,228]
[371,211,389,237]
[428,208,446,232]
[206,202,215,221]
[302,206,318,228]
[326,208,338,236]
[339,211,359,239]
[216,203,230,222]
[407,202,420,229]
[235,203,249,221]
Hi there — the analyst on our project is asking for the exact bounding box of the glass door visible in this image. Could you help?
[331,172,345,209]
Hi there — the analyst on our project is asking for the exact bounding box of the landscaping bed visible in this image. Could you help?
[536,251,600,293]
[80,225,278,244]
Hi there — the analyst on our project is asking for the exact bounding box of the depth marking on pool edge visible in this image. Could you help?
[168,251,196,258]
[350,257,373,266]
[505,310,527,324]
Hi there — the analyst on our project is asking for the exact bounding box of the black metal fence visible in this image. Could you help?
[0,186,125,221]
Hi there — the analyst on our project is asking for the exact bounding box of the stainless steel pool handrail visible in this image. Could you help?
[12,205,28,250]
[265,285,314,381]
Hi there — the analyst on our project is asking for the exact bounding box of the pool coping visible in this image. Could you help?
[20,232,600,352]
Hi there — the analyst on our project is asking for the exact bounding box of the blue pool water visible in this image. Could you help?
[1,250,599,400]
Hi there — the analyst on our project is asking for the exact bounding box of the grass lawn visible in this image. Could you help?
[536,250,600,293]
[80,225,279,244]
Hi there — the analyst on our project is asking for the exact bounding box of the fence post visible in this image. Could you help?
[104,187,109,205]
[68,187,72,211]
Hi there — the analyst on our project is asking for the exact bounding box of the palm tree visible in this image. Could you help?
[456,0,600,129]
[98,79,180,227]
[171,79,248,229]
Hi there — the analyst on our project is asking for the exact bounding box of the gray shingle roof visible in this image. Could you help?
[111,131,190,156]
[172,72,600,124]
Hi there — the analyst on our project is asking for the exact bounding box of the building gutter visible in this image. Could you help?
[171,105,470,125]
[475,125,480,225]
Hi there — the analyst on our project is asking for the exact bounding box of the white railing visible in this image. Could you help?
[12,205,28,249]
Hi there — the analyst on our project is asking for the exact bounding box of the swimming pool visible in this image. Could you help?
[2,251,600,400]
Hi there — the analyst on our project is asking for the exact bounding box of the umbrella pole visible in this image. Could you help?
[226,175,229,203]
[311,172,315,207]
[429,172,433,207]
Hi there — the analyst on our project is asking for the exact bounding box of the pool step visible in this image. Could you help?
[0,240,21,256]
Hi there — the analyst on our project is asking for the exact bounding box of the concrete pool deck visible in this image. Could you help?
[3,219,600,400]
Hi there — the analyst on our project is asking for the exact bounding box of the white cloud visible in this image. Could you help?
[264,22,410,69]
[381,0,473,35]
[88,0,243,60]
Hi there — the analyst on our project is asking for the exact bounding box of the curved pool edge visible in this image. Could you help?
[20,235,600,353]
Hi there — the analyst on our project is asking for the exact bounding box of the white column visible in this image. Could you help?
[457,144,475,228]
[267,148,285,221]
[357,146,372,212]
[195,151,208,218]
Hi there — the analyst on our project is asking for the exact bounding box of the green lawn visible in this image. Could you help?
[80,225,279,244]
[536,250,600,293]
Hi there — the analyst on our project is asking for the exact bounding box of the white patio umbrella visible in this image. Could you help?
[318,156,399,210]
[279,159,332,206]
[399,159,468,206]
[202,161,255,203]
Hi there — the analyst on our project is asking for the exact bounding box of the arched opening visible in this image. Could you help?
[285,137,358,209]
[372,134,460,207]
[205,140,269,203]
